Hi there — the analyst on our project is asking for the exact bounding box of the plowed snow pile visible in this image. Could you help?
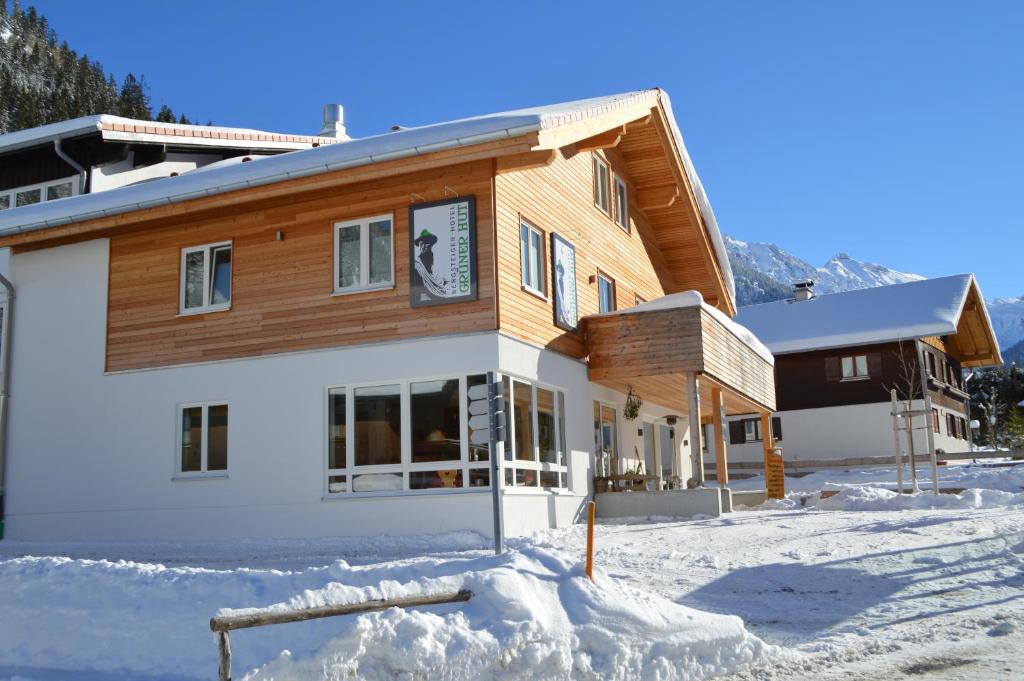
[0,545,775,680]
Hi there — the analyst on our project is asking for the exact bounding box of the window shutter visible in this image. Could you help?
[772,416,783,442]
[729,421,745,445]
[867,352,882,377]
[825,357,840,382]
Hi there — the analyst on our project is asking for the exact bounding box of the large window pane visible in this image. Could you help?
[46,182,73,201]
[520,225,530,287]
[467,374,489,462]
[207,404,228,471]
[368,219,392,285]
[410,469,462,490]
[337,224,361,289]
[599,276,615,313]
[0,195,10,210]
[210,246,232,305]
[557,392,567,468]
[328,388,347,470]
[355,384,401,466]
[503,376,512,460]
[855,355,868,377]
[841,356,853,378]
[537,387,556,464]
[184,251,205,309]
[513,381,534,461]
[16,188,41,207]
[181,407,202,472]
[410,379,461,463]
[530,230,542,292]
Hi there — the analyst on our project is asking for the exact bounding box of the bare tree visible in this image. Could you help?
[883,340,923,492]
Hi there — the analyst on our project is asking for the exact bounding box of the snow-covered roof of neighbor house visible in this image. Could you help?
[0,90,735,305]
[590,290,773,364]
[0,115,339,156]
[735,274,992,356]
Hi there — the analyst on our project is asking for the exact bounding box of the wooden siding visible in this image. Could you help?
[105,160,496,371]
[494,148,677,358]
[700,309,776,411]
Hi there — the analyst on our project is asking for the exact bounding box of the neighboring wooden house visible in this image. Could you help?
[0,90,774,541]
[709,276,1002,470]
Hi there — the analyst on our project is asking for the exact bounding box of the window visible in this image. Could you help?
[177,403,228,477]
[594,401,618,476]
[841,354,869,380]
[180,242,232,314]
[334,214,394,293]
[0,176,77,212]
[613,175,628,231]
[729,416,782,444]
[932,408,941,434]
[743,419,761,443]
[519,220,546,296]
[593,155,610,214]
[325,375,565,495]
[598,273,616,313]
[925,352,937,377]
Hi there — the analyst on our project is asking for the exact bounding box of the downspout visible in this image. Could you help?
[54,137,88,195]
[0,272,13,539]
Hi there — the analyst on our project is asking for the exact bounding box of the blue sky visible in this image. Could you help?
[38,0,1023,298]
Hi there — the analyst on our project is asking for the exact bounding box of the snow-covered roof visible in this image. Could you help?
[735,274,983,355]
[0,90,735,306]
[591,290,773,364]
[0,114,337,156]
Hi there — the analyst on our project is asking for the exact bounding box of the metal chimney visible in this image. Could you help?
[793,279,815,301]
[319,104,350,140]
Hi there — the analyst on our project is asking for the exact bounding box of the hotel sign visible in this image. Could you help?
[409,197,477,307]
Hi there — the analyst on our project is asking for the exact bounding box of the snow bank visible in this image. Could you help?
[0,545,772,680]
[760,486,1024,512]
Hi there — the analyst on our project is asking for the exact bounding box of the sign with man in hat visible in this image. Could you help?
[409,196,477,307]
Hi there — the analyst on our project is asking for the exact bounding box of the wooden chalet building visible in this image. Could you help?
[0,90,774,541]
[711,276,1002,471]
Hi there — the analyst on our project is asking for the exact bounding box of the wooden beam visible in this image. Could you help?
[495,149,557,173]
[636,184,679,211]
[572,127,625,153]
[711,388,728,486]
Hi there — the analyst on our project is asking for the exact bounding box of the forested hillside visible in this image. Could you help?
[0,0,197,134]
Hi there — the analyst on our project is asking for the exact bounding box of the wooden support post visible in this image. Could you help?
[686,372,704,486]
[711,388,728,486]
[217,631,232,681]
[585,500,596,581]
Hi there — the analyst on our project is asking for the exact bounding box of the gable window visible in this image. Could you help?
[841,354,869,380]
[177,402,228,477]
[180,241,232,314]
[613,175,629,231]
[0,176,78,212]
[593,155,610,214]
[520,220,546,296]
[334,214,394,294]
[598,273,616,313]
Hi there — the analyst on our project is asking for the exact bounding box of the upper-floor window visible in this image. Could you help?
[0,176,78,211]
[593,155,610,214]
[178,402,228,478]
[180,241,232,314]
[925,351,937,377]
[613,174,629,231]
[334,214,394,294]
[598,272,616,313]
[520,220,546,296]
[841,354,869,380]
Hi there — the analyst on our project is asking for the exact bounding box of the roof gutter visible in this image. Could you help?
[54,137,88,195]
[0,272,13,539]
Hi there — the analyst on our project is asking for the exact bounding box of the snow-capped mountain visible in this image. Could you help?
[725,235,1024,357]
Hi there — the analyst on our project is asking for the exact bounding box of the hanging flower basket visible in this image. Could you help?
[623,385,643,421]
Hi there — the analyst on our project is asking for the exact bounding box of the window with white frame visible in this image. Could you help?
[614,174,628,231]
[180,241,232,314]
[743,418,761,443]
[0,176,78,212]
[325,374,562,496]
[520,220,546,295]
[504,376,568,489]
[593,155,610,214]
[593,400,618,476]
[598,272,616,313]
[840,354,869,380]
[178,402,228,476]
[334,214,394,293]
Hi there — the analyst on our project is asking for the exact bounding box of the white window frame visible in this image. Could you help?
[597,272,616,313]
[324,373,569,498]
[743,418,761,443]
[840,354,869,380]
[593,155,610,214]
[519,219,546,297]
[505,376,569,492]
[332,213,395,295]
[0,175,79,211]
[175,401,229,479]
[613,174,629,231]
[179,241,232,315]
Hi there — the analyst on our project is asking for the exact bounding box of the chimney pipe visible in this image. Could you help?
[319,104,350,140]
[793,279,815,301]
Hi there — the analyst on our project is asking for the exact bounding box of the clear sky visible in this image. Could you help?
[36,0,1023,299]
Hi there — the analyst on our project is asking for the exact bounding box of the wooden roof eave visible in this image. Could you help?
[954,280,1003,367]
[0,132,542,251]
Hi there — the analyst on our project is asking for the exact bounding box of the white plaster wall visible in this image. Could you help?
[5,240,608,541]
[714,401,971,466]
[90,152,225,192]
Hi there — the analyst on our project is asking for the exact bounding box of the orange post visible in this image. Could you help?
[585,500,596,581]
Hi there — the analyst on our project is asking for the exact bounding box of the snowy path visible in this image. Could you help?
[528,504,1024,679]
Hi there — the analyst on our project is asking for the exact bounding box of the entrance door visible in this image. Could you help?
[658,424,675,486]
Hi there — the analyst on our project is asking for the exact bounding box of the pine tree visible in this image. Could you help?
[155,104,176,123]
[117,72,151,120]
